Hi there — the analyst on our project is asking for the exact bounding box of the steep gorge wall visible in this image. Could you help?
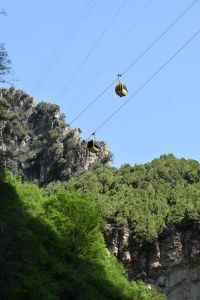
[104,221,200,299]
[0,88,111,184]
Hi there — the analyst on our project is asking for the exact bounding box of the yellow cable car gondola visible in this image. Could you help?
[115,74,128,97]
[87,133,100,153]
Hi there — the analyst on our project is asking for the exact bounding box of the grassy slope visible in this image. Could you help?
[0,171,165,300]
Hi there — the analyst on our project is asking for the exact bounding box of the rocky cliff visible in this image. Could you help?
[104,220,200,300]
[0,88,111,184]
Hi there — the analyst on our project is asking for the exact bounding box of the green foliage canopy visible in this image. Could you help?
[0,43,11,83]
[46,154,200,241]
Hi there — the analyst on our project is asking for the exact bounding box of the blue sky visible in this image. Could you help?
[1,0,200,167]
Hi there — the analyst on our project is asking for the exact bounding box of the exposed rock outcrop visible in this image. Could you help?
[0,88,111,183]
[104,220,200,300]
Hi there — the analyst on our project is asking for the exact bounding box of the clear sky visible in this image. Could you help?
[1,0,200,167]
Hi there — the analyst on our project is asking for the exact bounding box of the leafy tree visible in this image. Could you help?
[0,43,11,84]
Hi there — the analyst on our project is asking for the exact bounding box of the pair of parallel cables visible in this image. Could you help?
[31,0,152,103]
[66,0,153,113]
[31,0,128,96]
[31,0,199,138]
[63,0,199,137]
[31,0,98,94]
[90,29,199,139]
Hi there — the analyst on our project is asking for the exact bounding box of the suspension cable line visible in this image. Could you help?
[31,0,92,90]
[70,78,118,125]
[88,30,200,139]
[32,0,98,95]
[56,0,127,100]
[67,0,153,114]
[70,0,198,125]
[120,0,198,77]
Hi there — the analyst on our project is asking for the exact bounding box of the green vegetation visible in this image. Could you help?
[45,154,200,241]
[0,43,11,84]
[0,170,165,299]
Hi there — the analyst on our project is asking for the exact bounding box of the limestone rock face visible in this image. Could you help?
[104,221,200,300]
[0,88,111,183]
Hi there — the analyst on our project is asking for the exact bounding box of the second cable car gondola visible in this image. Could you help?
[87,133,100,153]
[115,74,128,97]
